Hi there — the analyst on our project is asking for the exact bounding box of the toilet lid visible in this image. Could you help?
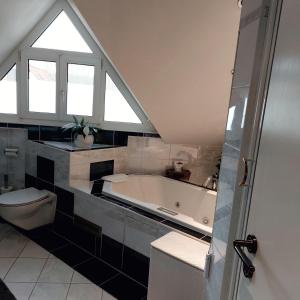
[0,188,49,206]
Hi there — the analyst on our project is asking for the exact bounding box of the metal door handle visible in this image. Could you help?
[233,235,257,278]
[239,157,249,186]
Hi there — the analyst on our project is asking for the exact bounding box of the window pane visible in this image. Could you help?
[32,11,92,53]
[0,65,17,114]
[29,60,56,113]
[67,64,94,116]
[104,74,141,123]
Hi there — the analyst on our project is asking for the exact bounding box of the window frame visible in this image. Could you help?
[0,0,156,134]
[60,54,101,123]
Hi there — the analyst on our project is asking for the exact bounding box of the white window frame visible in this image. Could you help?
[60,54,101,122]
[0,0,156,133]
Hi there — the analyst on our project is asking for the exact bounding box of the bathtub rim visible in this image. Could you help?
[102,175,216,236]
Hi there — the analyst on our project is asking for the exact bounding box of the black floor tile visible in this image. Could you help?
[29,229,69,251]
[52,244,92,267]
[75,258,118,285]
[99,235,123,269]
[101,273,147,300]
[0,279,16,299]
[122,246,149,286]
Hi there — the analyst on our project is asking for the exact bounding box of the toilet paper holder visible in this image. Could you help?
[4,147,19,157]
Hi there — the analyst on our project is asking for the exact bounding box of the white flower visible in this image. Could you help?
[83,126,90,136]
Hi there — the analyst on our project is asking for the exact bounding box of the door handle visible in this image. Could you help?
[233,235,257,278]
[239,157,249,186]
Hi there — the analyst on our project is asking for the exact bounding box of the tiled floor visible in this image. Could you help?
[0,223,147,300]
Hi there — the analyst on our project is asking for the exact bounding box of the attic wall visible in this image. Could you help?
[72,0,241,145]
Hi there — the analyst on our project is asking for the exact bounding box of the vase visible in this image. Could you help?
[74,135,85,148]
[83,135,94,147]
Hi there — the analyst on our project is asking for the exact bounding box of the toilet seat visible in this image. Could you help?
[0,188,49,207]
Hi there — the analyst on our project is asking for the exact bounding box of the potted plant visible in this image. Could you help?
[62,116,99,148]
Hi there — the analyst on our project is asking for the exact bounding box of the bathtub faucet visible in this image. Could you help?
[203,175,218,191]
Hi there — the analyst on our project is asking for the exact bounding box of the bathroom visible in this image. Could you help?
[0,0,299,299]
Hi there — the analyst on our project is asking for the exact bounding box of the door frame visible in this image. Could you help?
[220,1,283,299]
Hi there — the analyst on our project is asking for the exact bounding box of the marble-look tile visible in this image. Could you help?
[19,241,50,259]
[25,141,39,177]
[124,211,159,257]
[6,282,35,300]
[66,283,102,300]
[29,283,69,300]
[170,144,199,163]
[140,158,170,175]
[142,137,171,160]
[38,259,74,283]
[74,194,126,243]
[0,258,15,279]
[5,258,46,282]
[0,229,28,258]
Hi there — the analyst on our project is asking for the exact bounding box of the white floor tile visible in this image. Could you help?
[29,283,69,300]
[20,241,50,258]
[0,229,28,257]
[67,284,103,300]
[38,259,74,283]
[102,291,118,300]
[5,258,46,283]
[71,271,92,284]
[0,258,15,279]
[6,283,35,300]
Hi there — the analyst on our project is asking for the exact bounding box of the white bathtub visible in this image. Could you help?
[102,175,217,236]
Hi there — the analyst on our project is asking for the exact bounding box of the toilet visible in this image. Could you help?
[0,188,57,230]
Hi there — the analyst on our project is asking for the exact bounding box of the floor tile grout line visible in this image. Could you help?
[3,236,30,282]
[27,253,50,300]
[65,268,76,300]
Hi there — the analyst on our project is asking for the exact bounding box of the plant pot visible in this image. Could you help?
[83,135,94,147]
[74,135,85,148]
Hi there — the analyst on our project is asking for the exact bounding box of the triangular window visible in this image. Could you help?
[104,73,142,124]
[0,65,17,114]
[32,11,92,53]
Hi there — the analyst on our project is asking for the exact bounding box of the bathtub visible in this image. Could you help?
[102,175,217,236]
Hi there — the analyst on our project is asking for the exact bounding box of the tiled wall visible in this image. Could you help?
[205,1,265,299]
[127,136,222,186]
[69,147,127,181]
[0,128,26,190]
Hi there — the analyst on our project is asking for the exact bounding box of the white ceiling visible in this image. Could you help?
[0,0,56,64]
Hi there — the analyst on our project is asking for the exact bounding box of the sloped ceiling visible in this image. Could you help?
[0,0,56,64]
[71,0,241,145]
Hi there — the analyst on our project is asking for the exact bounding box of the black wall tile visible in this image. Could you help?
[94,130,114,145]
[37,156,54,183]
[90,160,114,181]
[99,234,123,269]
[8,123,39,140]
[55,186,74,216]
[122,246,150,286]
[25,174,36,188]
[35,178,54,192]
[53,212,97,255]
[114,131,143,146]
[40,126,71,141]
[74,215,101,237]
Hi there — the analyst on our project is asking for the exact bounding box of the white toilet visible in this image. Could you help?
[0,188,57,230]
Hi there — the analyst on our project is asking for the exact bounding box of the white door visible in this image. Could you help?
[235,1,300,299]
